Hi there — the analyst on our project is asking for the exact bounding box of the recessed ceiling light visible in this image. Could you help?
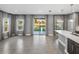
[49,10,52,12]
[70,4,74,6]
[61,9,64,12]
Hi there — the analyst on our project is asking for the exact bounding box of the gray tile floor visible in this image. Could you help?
[0,35,62,54]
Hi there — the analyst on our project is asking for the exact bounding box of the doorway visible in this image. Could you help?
[33,16,46,35]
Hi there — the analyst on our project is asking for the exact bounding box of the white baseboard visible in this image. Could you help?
[25,34,31,36]
[48,34,53,36]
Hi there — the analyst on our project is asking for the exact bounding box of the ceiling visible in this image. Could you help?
[0,4,79,15]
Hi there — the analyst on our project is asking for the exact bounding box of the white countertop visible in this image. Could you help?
[55,30,79,44]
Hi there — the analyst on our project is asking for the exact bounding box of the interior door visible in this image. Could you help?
[33,16,46,35]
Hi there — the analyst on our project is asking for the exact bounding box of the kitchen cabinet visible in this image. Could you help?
[67,38,79,54]
[74,41,79,54]
[56,30,79,54]
[67,39,75,54]
[57,34,67,53]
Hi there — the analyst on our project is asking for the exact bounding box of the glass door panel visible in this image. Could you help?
[39,19,46,34]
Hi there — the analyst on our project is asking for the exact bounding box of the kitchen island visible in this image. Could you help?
[55,30,79,54]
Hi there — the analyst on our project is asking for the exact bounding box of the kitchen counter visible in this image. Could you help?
[55,30,79,44]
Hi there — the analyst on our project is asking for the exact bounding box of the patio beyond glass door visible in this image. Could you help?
[33,16,46,35]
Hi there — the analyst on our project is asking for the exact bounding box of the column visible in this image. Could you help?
[47,15,54,36]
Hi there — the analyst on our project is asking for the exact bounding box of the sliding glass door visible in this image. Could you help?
[33,16,46,35]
